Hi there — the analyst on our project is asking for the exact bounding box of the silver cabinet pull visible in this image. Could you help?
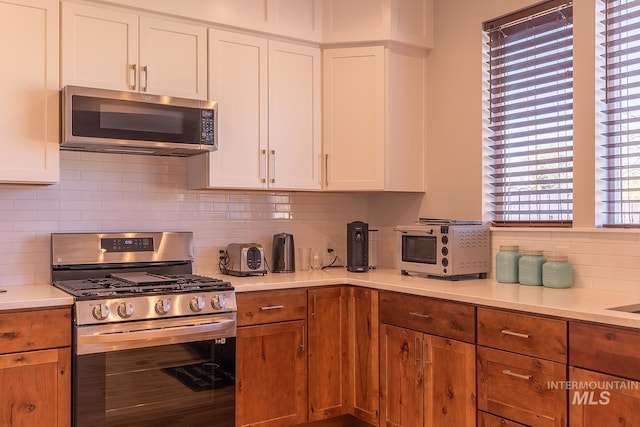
[502,369,532,380]
[311,293,317,319]
[129,64,137,90]
[500,329,531,339]
[324,154,329,187]
[141,65,148,92]
[260,149,267,183]
[269,149,276,184]
[260,305,284,311]
[409,312,431,319]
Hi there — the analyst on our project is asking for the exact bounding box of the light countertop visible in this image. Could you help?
[229,267,640,329]
[4,269,640,329]
[0,284,74,311]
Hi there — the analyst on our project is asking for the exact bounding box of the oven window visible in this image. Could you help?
[402,235,437,264]
[75,339,235,427]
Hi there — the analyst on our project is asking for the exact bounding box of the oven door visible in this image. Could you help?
[74,314,236,427]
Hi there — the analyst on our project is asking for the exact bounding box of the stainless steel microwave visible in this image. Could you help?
[396,221,490,279]
[61,85,218,156]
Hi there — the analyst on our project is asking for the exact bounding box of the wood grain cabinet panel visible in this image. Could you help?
[477,411,528,426]
[477,347,567,427]
[236,288,307,326]
[379,290,475,343]
[478,307,567,363]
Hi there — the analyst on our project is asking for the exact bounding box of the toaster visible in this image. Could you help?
[222,243,267,276]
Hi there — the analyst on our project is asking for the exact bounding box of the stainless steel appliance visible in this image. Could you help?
[347,221,369,272]
[61,85,218,156]
[221,243,266,276]
[396,219,490,279]
[51,232,236,427]
[272,233,295,273]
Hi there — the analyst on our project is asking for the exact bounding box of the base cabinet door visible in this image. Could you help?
[380,324,475,427]
[569,367,640,426]
[236,320,307,427]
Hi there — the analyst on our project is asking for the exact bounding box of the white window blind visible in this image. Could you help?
[602,0,640,227]
[484,0,574,227]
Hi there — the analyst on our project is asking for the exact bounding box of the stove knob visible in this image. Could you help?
[189,296,205,312]
[117,302,134,319]
[92,303,110,321]
[155,298,171,315]
[211,294,226,310]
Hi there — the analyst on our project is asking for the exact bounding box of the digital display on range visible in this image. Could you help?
[101,237,154,252]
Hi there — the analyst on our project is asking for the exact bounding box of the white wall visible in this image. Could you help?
[0,151,367,286]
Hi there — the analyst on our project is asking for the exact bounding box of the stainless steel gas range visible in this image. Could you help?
[51,232,236,427]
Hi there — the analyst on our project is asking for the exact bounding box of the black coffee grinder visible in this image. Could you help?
[347,221,368,272]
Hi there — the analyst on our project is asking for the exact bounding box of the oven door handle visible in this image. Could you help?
[77,318,236,354]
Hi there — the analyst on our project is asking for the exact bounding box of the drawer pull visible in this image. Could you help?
[260,305,284,311]
[502,369,532,380]
[409,312,431,320]
[500,329,530,339]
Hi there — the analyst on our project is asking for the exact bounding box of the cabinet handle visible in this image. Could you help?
[324,154,329,187]
[260,305,284,311]
[299,325,305,353]
[415,337,421,365]
[500,329,531,339]
[312,294,317,319]
[129,64,137,91]
[409,312,431,320]
[141,65,148,92]
[502,369,532,380]
[260,149,267,183]
[270,150,276,184]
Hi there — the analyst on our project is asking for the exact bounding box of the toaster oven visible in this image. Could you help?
[396,220,490,279]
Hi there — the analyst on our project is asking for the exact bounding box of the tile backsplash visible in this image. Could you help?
[0,151,367,285]
[5,151,640,294]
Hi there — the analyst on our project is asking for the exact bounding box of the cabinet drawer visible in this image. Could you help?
[0,307,71,353]
[477,347,567,427]
[379,291,474,343]
[478,411,527,427]
[570,321,640,380]
[478,307,567,362]
[237,289,307,326]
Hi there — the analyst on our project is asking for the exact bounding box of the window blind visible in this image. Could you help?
[602,0,640,227]
[484,0,574,227]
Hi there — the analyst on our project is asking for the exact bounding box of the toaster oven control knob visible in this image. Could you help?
[92,303,110,321]
[117,302,134,318]
[155,298,171,315]
[211,294,226,310]
[189,296,205,312]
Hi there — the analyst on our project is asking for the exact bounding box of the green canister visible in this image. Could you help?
[543,255,573,288]
[518,250,546,286]
[496,245,521,283]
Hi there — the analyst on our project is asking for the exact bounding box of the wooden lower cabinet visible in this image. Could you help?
[0,307,71,427]
[236,320,307,427]
[380,324,475,427]
[308,286,350,421]
[569,367,640,426]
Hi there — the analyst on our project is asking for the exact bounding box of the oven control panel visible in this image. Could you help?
[75,291,237,326]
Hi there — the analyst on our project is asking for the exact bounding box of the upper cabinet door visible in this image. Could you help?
[323,46,385,191]
[201,30,269,189]
[0,0,59,184]
[138,17,207,99]
[61,3,207,99]
[268,41,322,190]
[61,2,138,92]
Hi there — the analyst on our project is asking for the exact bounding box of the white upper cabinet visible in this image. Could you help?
[61,2,207,99]
[323,0,434,48]
[96,0,323,43]
[323,44,425,192]
[0,0,59,184]
[188,30,321,191]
